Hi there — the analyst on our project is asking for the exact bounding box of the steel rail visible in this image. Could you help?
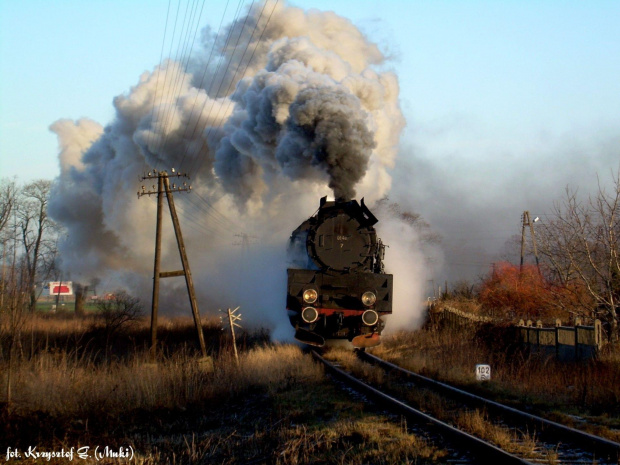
[311,350,536,465]
[358,350,620,462]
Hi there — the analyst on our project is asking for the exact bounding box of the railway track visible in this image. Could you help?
[312,349,620,465]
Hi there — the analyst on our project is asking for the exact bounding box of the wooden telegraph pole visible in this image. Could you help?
[138,169,207,358]
[520,210,541,274]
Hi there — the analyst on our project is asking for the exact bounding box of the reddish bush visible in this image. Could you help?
[479,262,573,321]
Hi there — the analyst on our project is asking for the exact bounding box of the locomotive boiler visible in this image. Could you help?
[286,197,393,348]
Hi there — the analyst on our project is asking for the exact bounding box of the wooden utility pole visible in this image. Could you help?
[139,169,207,358]
[150,173,164,357]
[222,306,242,366]
[520,210,541,273]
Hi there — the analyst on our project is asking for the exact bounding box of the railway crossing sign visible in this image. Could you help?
[475,364,491,381]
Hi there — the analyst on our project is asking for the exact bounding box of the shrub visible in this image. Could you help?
[479,262,574,322]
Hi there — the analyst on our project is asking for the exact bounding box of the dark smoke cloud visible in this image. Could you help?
[277,87,375,201]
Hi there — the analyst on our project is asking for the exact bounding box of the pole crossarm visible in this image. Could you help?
[159,270,186,278]
[137,169,192,198]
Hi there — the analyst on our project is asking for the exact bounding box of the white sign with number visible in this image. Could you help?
[475,364,491,381]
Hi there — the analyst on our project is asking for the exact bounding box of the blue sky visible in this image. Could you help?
[2,0,618,181]
[1,0,619,281]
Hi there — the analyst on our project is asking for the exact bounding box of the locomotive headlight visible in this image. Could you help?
[362,310,379,326]
[302,288,318,304]
[361,291,377,307]
[301,307,319,323]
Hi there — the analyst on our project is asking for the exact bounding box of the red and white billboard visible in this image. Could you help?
[48,281,73,296]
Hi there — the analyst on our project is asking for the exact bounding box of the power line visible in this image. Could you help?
[144,0,252,234]
[186,0,279,177]
[142,2,278,251]
[175,197,240,237]
[145,0,173,174]
[176,0,235,174]
[177,0,250,175]
[155,0,207,157]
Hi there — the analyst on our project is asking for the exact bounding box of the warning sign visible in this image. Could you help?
[48,281,73,296]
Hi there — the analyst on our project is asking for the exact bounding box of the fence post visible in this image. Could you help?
[594,319,602,349]
[574,320,580,361]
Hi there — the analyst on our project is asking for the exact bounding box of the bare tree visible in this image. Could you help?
[538,170,620,340]
[0,178,16,235]
[0,218,29,408]
[1,179,18,311]
[94,291,144,351]
[16,180,60,312]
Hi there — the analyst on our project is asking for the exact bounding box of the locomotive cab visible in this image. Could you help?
[286,197,393,348]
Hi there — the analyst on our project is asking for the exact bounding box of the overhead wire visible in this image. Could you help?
[144,1,280,240]
[141,182,238,239]
[176,0,250,175]
[180,191,242,233]
[152,0,196,157]
[189,0,277,176]
[175,0,234,174]
[140,0,245,236]
[173,0,274,235]
[151,0,184,173]
[155,0,206,158]
[174,199,237,237]
[184,0,279,178]
[143,0,173,176]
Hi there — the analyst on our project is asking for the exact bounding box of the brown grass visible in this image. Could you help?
[3,342,322,427]
[328,345,545,460]
[372,325,620,442]
[7,309,617,463]
[1,314,450,464]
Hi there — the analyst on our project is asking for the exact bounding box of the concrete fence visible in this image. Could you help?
[428,302,604,361]
[429,303,493,327]
[518,319,603,361]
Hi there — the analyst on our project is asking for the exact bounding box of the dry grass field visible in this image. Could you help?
[374,323,620,443]
[1,310,619,464]
[0,314,446,464]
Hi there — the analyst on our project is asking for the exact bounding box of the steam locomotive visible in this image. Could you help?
[286,197,393,348]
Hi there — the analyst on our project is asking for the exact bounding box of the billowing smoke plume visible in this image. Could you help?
[373,200,443,330]
[48,1,415,335]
